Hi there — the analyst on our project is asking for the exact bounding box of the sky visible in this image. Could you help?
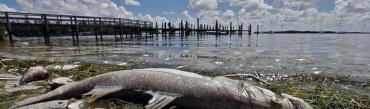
[0,0,369,32]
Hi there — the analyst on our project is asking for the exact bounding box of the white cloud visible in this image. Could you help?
[185,0,370,32]
[182,10,196,23]
[136,14,169,24]
[124,0,140,6]
[0,4,17,12]
[222,9,235,18]
[189,0,220,18]
[16,0,134,18]
[3,0,370,32]
[14,0,168,24]
[189,0,218,11]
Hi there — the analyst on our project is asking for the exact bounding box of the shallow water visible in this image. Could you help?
[1,33,370,79]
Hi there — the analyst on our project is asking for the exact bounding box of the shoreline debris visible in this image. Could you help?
[11,68,313,109]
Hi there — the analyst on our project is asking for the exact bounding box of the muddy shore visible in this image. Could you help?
[0,56,369,109]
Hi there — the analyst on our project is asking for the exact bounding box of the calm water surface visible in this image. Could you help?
[1,34,370,79]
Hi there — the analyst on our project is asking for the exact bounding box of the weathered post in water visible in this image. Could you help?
[155,22,159,36]
[114,19,117,41]
[239,24,243,35]
[99,17,103,42]
[180,20,184,36]
[42,15,50,43]
[5,12,13,42]
[93,18,98,43]
[119,19,123,41]
[164,22,167,36]
[229,22,232,35]
[70,17,76,44]
[197,18,200,35]
[256,25,259,36]
[248,24,252,35]
[215,20,219,36]
[185,21,189,36]
[74,16,79,43]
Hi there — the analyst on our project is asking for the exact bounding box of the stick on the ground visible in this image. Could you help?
[224,74,269,84]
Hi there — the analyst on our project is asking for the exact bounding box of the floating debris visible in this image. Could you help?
[50,77,74,89]
[21,42,29,46]
[296,58,306,61]
[117,62,128,66]
[165,58,171,61]
[214,61,224,65]
[1,59,14,62]
[47,65,80,71]
[176,66,186,69]
[67,99,83,109]
[313,71,322,75]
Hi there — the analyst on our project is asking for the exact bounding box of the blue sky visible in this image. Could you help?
[0,0,336,21]
[0,0,368,32]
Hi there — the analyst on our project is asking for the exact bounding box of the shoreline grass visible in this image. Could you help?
[0,57,369,109]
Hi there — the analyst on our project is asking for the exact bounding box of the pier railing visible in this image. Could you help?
[0,11,154,43]
[0,11,254,44]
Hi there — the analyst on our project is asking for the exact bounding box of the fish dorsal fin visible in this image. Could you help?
[144,91,180,109]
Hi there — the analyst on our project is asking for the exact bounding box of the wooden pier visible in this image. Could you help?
[0,11,253,44]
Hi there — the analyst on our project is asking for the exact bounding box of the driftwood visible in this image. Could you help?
[12,68,313,109]
[224,73,270,84]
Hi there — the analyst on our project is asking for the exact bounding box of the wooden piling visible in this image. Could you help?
[119,19,123,41]
[42,15,50,43]
[99,17,103,42]
[4,12,13,42]
[114,19,117,41]
[248,24,252,35]
[70,17,76,43]
[197,18,200,35]
[215,20,219,36]
[180,20,184,36]
[257,25,259,35]
[155,22,158,36]
[93,18,98,43]
[74,16,79,43]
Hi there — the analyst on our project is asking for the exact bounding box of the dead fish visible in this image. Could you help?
[20,65,79,85]
[12,68,312,109]
[19,67,49,85]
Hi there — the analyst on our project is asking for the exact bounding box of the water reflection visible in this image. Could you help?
[0,34,370,79]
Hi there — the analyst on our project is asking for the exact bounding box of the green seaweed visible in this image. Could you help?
[1,57,370,108]
[264,74,370,109]
[53,63,130,81]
